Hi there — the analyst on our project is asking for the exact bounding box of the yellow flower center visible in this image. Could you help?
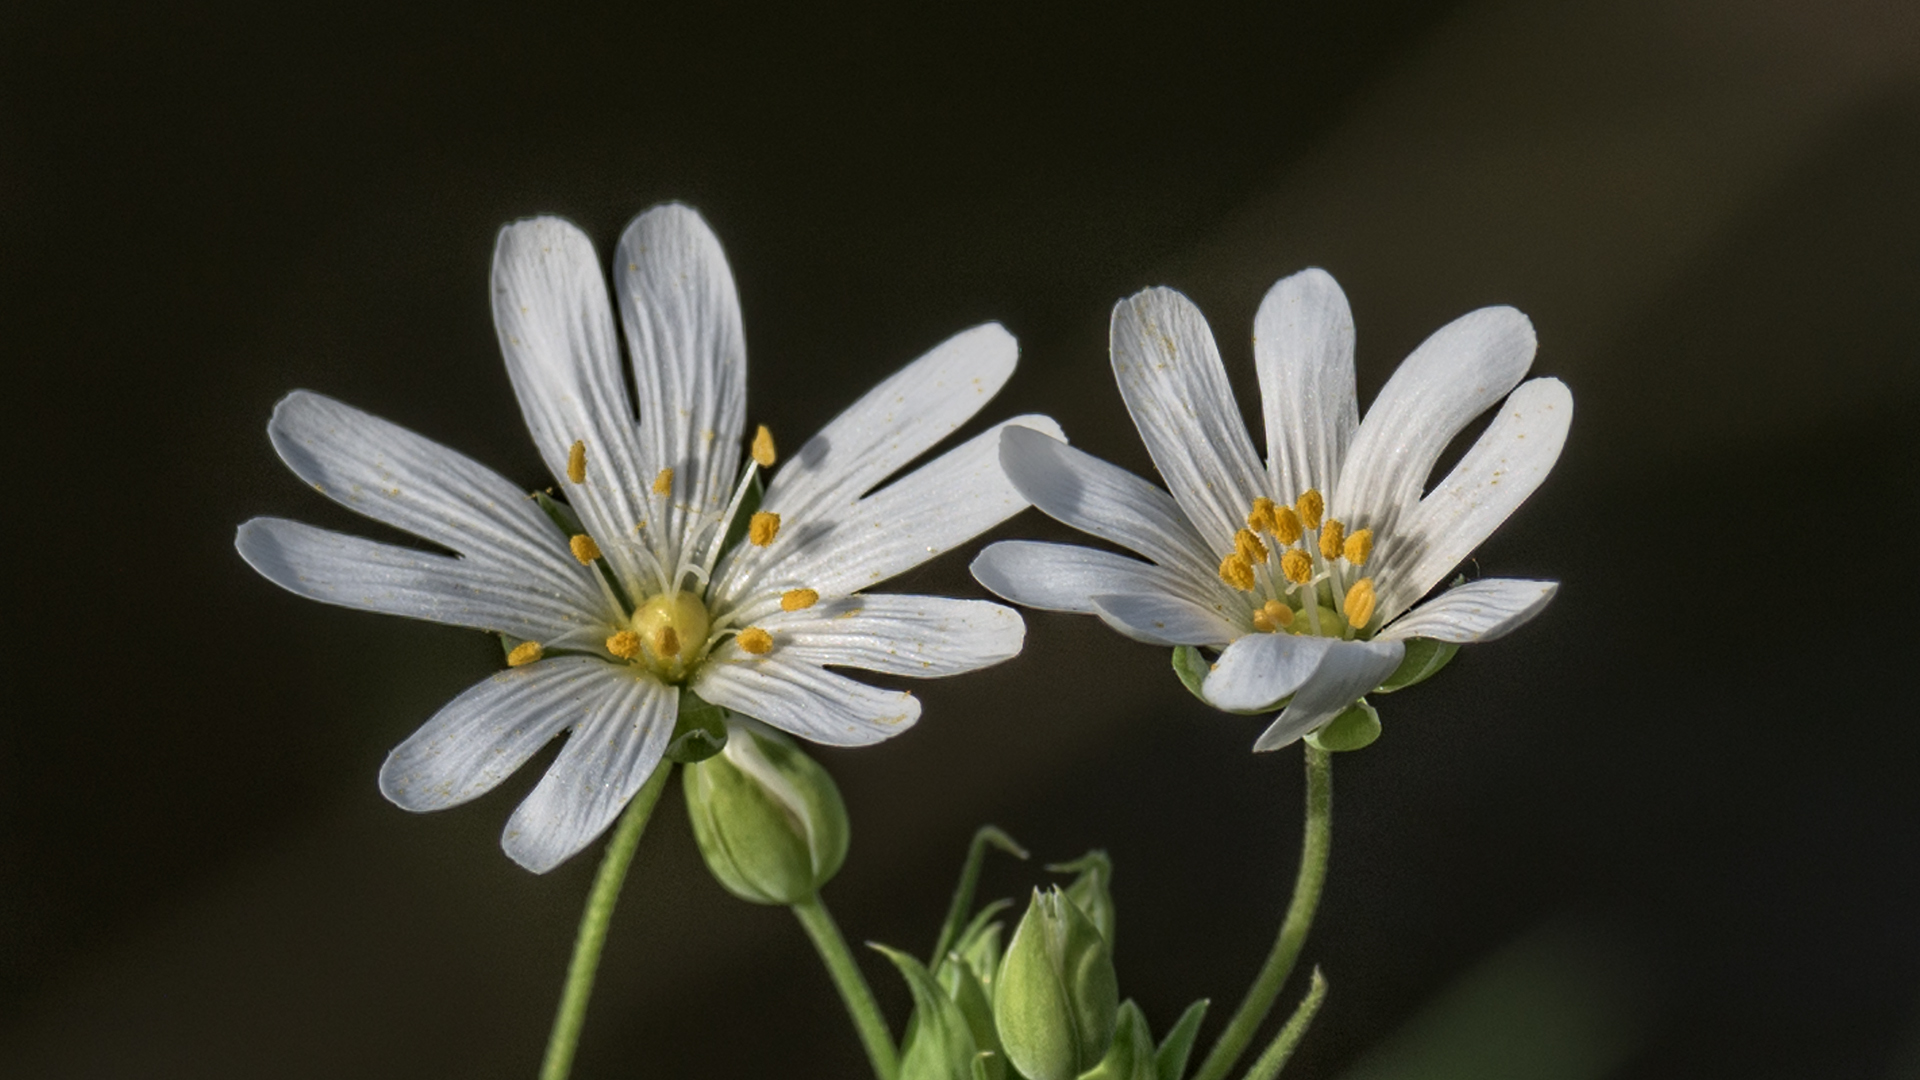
[1218,487,1384,640]
[626,590,713,680]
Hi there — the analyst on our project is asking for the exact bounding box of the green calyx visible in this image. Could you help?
[992,887,1120,1080]
[682,718,849,905]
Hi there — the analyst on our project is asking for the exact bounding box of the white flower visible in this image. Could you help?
[237,204,1056,872]
[971,269,1570,751]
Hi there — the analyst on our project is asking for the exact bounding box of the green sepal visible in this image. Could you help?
[1048,850,1116,950]
[1082,1000,1158,1080]
[1374,638,1458,694]
[1172,645,1292,715]
[1306,698,1382,752]
[993,888,1120,1080]
[1153,999,1209,1080]
[874,943,980,1080]
[935,949,1006,1080]
[667,689,730,763]
[682,721,849,904]
[931,826,1029,966]
[719,465,765,554]
[531,489,586,537]
[943,899,1013,991]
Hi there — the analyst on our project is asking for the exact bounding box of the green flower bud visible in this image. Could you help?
[992,887,1119,1080]
[875,944,980,1080]
[682,717,848,905]
[1080,1000,1156,1080]
[1049,850,1116,949]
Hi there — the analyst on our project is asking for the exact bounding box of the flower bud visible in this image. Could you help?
[1049,850,1116,949]
[682,717,849,905]
[992,887,1120,1080]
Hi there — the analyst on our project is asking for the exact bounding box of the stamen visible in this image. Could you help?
[1281,548,1313,585]
[1295,489,1324,530]
[737,627,774,655]
[569,534,603,564]
[1234,528,1269,562]
[1343,528,1374,566]
[653,626,681,658]
[1252,609,1276,632]
[1318,519,1346,561]
[1272,506,1304,545]
[1218,553,1256,592]
[1247,497,1278,533]
[566,440,587,484]
[653,467,674,496]
[781,588,819,611]
[507,641,544,667]
[606,630,642,659]
[752,425,777,468]
[749,511,781,547]
[1263,599,1294,628]
[1343,578,1377,629]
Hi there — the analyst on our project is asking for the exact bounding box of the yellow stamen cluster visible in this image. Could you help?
[1250,599,1294,633]
[606,630,642,659]
[1221,486,1384,639]
[737,627,774,655]
[653,467,674,496]
[749,511,781,547]
[1318,519,1346,561]
[781,588,819,611]
[1343,528,1373,566]
[752,425,777,468]
[566,440,587,484]
[1295,489,1324,530]
[1343,578,1377,629]
[569,534,602,564]
[1280,548,1313,585]
[507,641,544,667]
[1219,552,1256,592]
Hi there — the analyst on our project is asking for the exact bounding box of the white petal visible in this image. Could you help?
[760,595,1024,677]
[1202,633,1338,712]
[267,391,600,608]
[996,425,1221,592]
[614,205,748,558]
[492,217,658,593]
[1253,268,1358,502]
[970,540,1194,615]
[500,671,676,874]
[693,653,920,747]
[1373,378,1573,620]
[764,323,1018,524]
[378,656,619,811]
[1330,306,1536,562]
[1109,287,1267,551]
[235,517,604,640]
[1378,579,1558,643]
[716,416,1062,607]
[1090,592,1243,647]
[1255,639,1405,751]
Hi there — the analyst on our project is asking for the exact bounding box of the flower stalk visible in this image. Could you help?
[792,892,901,1080]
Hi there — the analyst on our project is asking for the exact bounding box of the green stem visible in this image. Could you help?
[1239,968,1328,1080]
[793,892,901,1080]
[1192,744,1333,1080]
[539,763,675,1080]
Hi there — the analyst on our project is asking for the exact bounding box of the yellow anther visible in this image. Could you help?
[566,440,587,484]
[1343,528,1374,566]
[1248,497,1278,533]
[1263,599,1295,628]
[752,424,777,468]
[1234,528,1268,562]
[749,510,781,546]
[1318,519,1346,561]
[506,641,544,667]
[1281,548,1313,585]
[781,588,819,612]
[569,534,602,564]
[1218,552,1256,592]
[606,630,642,659]
[653,626,681,659]
[1343,577,1377,630]
[1295,489,1324,530]
[653,467,674,496]
[737,627,774,655]
[1252,609,1275,632]
[1271,506,1304,545]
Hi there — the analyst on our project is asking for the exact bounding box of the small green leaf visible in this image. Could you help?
[942,899,1013,991]
[874,943,979,1080]
[1153,999,1209,1080]
[1374,638,1458,694]
[531,489,585,537]
[1082,1000,1159,1080]
[930,826,1028,966]
[1048,850,1116,950]
[1306,698,1381,752]
[939,952,1005,1080]
[1170,646,1210,703]
[666,689,730,763]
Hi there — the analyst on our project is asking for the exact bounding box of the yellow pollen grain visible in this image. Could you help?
[1343,528,1374,566]
[566,440,587,484]
[653,626,681,659]
[737,627,774,655]
[1295,489,1325,530]
[1344,578,1377,629]
[1247,497,1278,533]
[569,534,602,564]
[1218,552,1256,592]
[1271,506,1304,545]
[1263,599,1294,628]
[1234,527,1269,562]
[652,467,674,496]
[781,588,819,612]
[752,424,777,468]
[749,510,781,546]
[1281,548,1313,585]
[1318,519,1346,561]
[506,641,544,667]
[606,630,642,659]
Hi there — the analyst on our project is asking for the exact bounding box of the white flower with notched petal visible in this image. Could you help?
[238,204,1055,872]
[972,269,1569,751]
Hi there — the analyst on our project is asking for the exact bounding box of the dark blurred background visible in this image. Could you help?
[5,1,1919,1077]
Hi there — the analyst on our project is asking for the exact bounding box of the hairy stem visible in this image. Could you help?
[793,892,900,1080]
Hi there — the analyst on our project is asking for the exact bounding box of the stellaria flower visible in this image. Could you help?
[971,269,1570,750]
[237,204,1054,871]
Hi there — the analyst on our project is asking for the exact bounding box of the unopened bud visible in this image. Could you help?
[682,717,849,904]
[992,887,1120,1080]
